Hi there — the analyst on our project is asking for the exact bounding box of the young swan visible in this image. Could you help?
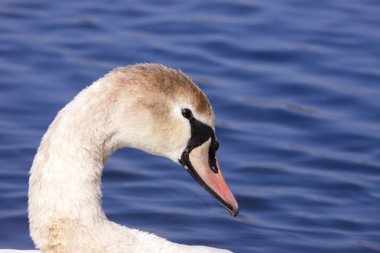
[27,64,239,253]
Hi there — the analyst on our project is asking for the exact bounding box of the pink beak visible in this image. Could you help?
[186,139,239,216]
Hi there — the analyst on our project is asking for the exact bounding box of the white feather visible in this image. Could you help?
[4,65,232,253]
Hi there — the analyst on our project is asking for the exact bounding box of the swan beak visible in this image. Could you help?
[183,140,239,217]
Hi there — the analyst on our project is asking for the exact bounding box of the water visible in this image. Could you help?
[1,0,380,252]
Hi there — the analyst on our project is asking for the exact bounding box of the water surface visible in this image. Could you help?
[1,1,380,252]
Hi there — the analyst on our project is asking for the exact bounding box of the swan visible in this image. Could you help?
[1,64,239,253]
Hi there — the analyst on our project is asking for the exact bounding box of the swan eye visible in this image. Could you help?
[181,108,193,119]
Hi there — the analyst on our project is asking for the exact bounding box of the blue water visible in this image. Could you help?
[1,0,380,252]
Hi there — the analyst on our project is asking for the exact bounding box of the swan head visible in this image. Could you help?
[102,64,239,216]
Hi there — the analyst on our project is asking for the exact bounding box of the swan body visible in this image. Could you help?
[8,64,238,253]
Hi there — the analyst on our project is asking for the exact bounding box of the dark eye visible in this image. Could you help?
[181,108,193,119]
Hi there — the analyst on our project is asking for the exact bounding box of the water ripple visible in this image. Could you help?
[1,0,380,252]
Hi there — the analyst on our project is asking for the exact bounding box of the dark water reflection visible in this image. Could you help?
[1,0,380,252]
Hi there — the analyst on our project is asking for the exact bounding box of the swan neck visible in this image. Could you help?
[29,83,117,227]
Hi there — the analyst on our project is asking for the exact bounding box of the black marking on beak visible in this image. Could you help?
[179,108,219,174]
[178,108,238,216]
[208,145,218,173]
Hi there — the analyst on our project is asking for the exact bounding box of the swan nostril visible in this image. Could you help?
[210,161,218,173]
